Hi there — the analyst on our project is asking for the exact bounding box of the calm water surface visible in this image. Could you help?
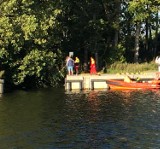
[0,88,160,149]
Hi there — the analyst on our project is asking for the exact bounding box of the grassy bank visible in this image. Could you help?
[105,61,158,74]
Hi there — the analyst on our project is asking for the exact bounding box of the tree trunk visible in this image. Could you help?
[145,18,149,51]
[154,9,159,57]
[113,0,120,48]
[145,4,149,52]
[95,52,98,71]
[134,22,141,63]
[114,30,119,48]
[84,49,88,72]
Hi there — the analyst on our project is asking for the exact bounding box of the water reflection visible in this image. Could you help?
[64,90,160,148]
[0,93,2,99]
[0,89,160,148]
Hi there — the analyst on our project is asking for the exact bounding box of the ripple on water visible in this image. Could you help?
[0,89,160,148]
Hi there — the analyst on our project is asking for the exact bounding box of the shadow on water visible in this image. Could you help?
[0,88,160,148]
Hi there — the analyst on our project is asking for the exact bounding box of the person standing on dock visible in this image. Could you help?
[74,57,80,75]
[90,57,97,74]
[155,56,160,72]
[66,56,74,75]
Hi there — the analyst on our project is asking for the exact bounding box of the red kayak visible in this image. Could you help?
[106,79,160,90]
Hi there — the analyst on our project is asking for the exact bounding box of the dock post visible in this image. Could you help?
[0,79,4,94]
[65,78,72,90]
[65,77,83,90]
[91,80,94,90]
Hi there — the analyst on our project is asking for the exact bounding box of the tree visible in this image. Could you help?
[0,0,63,88]
[128,0,160,62]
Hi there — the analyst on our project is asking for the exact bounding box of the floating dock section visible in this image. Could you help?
[65,73,157,90]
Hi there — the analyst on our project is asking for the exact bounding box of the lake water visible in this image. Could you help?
[0,88,160,149]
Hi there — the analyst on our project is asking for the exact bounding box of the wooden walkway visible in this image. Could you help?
[65,72,158,90]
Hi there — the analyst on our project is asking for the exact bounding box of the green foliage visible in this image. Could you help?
[0,71,5,78]
[0,0,159,89]
[13,49,55,85]
[0,0,63,88]
[108,44,126,64]
[128,0,160,22]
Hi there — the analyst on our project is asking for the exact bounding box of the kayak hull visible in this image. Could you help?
[106,79,160,90]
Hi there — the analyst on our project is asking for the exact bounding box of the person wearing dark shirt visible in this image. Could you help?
[66,56,74,75]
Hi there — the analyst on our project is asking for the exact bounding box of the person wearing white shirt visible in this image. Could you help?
[155,56,160,72]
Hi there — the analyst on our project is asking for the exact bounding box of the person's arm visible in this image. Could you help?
[72,59,75,66]
[66,59,69,66]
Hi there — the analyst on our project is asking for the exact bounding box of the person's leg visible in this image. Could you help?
[71,66,73,75]
[75,66,78,74]
[68,66,71,75]
[67,67,70,75]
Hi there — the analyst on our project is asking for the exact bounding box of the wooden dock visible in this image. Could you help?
[65,72,158,90]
